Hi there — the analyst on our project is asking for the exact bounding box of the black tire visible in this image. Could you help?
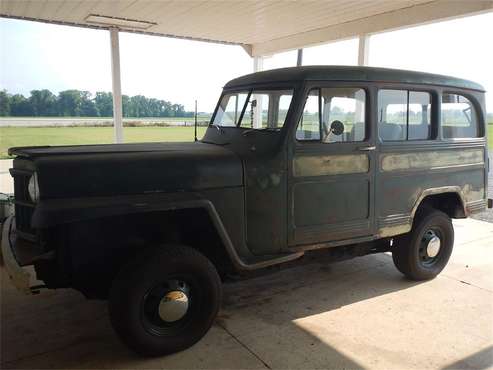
[392,209,454,281]
[109,245,222,356]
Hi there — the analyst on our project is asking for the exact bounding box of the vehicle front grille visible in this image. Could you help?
[10,168,36,239]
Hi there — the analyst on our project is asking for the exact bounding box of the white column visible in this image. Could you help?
[297,49,303,67]
[253,56,263,72]
[358,34,370,66]
[356,35,369,124]
[252,56,264,128]
[110,27,124,143]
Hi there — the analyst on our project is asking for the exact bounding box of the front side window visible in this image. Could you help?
[296,87,366,142]
[240,92,270,129]
[378,89,431,141]
[441,93,479,138]
[296,90,320,140]
[212,89,293,130]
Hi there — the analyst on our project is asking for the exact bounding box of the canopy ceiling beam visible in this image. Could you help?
[250,0,493,57]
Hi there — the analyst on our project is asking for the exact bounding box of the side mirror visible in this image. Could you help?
[330,120,344,136]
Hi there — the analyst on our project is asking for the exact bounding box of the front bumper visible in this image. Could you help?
[0,216,36,294]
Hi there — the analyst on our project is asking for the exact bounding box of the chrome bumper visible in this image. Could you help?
[0,216,34,294]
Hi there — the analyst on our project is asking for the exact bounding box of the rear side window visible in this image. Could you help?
[378,89,431,141]
[441,93,479,138]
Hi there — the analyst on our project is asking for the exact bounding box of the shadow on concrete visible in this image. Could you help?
[442,345,493,370]
[217,251,422,369]
[1,252,421,369]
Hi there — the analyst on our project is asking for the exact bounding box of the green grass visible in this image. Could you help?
[0,126,207,158]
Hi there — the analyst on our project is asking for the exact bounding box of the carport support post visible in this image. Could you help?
[110,27,124,143]
[253,56,263,73]
[297,49,303,66]
[356,34,369,122]
[358,34,370,66]
[252,56,264,128]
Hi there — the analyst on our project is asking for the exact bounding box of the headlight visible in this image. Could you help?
[28,172,40,203]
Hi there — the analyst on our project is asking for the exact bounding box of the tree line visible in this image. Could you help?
[0,89,193,118]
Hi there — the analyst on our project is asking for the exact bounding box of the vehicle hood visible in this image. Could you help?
[10,142,243,199]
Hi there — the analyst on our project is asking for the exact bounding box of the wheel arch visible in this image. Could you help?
[33,194,254,297]
[411,186,467,223]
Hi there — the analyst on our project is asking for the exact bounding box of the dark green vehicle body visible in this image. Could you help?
[2,66,489,297]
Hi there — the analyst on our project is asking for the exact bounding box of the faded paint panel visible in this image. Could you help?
[381,149,484,172]
[293,180,369,227]
[294,154,369,177]
[462,183,485,202]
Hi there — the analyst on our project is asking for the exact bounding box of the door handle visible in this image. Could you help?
[358,146,376,151]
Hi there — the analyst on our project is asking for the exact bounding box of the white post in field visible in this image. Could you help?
[358,34,370,66]
[252,56,264,128]
[110,27,124,143]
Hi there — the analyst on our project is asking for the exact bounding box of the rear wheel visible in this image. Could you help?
[109,245,222,356]
[392,209,454,280]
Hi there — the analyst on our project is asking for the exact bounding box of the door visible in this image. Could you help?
[288,85,376,247]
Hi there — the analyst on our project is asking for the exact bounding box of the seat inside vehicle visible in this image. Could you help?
[379,122,404,141]
[350,122,365,141]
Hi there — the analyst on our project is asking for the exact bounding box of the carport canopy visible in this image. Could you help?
[2,0,492,142]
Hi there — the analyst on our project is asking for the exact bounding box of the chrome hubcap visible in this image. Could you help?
[425,230,441,258]
[158,290,189,322]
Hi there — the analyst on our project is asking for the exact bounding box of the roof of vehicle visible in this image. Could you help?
[225,66,485,92]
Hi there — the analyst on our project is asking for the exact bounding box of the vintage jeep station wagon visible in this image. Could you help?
[1,66,490,356]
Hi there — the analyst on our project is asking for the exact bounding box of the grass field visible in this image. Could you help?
[0,126,207,158]
[1,124,492,159]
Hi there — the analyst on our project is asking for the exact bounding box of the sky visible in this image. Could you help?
[1,12,492,113]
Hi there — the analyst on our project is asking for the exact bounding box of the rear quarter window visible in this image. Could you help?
[378,89,432,141]
[441,93,480,138]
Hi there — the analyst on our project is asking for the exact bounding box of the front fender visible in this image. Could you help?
[32,192,208,228]
[31,192,246,270]
[31,191,302,272]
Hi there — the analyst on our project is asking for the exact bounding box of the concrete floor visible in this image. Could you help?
[0,160,14,195]
[1,218,493,369]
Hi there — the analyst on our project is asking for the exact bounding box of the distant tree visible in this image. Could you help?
[0,90,10,116]
[158,99,172,117]
[1,89,194,117]
[57,90,83,116]
[10,94,33,116]
[171,104,186,117]
[129,95,148,117]
[79,91,99,116]
[57,90,97,116]
[95,91,113,117]
[29,89,57,116]
[122,95,130,117]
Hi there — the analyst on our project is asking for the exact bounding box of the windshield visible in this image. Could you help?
[212,89,294,130]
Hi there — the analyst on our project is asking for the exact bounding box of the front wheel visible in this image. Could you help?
[109,245,222,356]
[392,209,454,280]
